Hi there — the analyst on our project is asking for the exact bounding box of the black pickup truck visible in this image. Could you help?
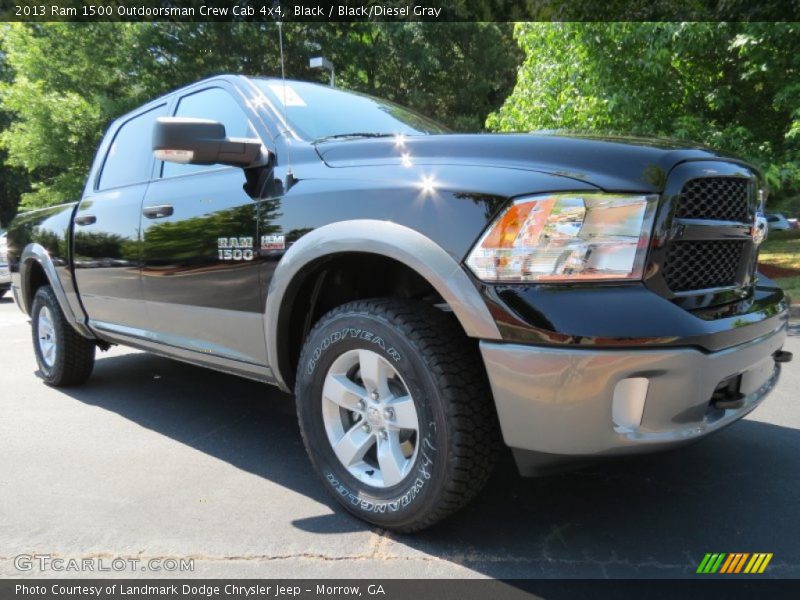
[6,76,792,532]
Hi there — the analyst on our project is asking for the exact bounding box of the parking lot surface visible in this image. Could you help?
[1,298,799,578]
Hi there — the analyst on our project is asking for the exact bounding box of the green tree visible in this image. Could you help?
[1,23,144,209]
[312,22,520,132]
[0,27,29,227]
[0,22,520,212]
[488,22,800,204]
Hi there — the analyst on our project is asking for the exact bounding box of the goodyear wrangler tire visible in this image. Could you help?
[295,298,499,532]
[31,285,95,387]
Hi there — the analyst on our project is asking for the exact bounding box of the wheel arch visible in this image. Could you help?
[264,220,501,392]
[20,243,94,339]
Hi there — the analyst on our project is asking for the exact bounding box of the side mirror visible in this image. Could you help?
[152,117,268,168]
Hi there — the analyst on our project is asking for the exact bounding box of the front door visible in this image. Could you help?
[140,86,267,366]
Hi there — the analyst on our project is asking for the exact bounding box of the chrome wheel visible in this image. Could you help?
[321,349,420,488]
[37,306,57,368]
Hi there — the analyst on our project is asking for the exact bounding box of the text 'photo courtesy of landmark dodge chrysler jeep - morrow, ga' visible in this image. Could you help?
[5,76,793,532]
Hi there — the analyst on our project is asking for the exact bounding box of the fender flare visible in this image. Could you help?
[20,243,95,339]
[264,219,501,392]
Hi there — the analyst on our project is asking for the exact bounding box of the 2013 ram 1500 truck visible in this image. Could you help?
[6,76,792,532]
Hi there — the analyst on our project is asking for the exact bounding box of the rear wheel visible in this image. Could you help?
[31,285,95,386]
[295,298,499,532]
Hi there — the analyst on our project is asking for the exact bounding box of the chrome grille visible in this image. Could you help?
[675,177,750,222]
[663,240,746,292]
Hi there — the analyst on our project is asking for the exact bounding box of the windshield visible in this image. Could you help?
[251,78,448,141]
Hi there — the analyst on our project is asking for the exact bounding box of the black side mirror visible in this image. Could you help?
[152,117,268,168]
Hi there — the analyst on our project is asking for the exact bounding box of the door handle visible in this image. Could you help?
[142,204,174,219]
[74,214,96,226]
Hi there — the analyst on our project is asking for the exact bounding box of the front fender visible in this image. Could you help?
[264,219,501,392]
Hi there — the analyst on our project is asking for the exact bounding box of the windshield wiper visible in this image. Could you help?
[314,132,398,143]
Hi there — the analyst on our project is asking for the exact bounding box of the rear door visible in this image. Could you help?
[139,85,267,366]
[73,103,168,332]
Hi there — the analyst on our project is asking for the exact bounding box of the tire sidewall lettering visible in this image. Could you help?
[323,435,437,514]
[306,326,402,376]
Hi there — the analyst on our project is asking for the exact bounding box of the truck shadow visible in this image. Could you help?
[60,350,800,578]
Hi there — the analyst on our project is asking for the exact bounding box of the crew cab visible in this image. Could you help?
[5,76,792,532]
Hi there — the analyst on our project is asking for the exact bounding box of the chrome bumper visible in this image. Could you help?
[480,325,786,459]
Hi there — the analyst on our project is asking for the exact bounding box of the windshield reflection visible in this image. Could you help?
[252,78,448,141]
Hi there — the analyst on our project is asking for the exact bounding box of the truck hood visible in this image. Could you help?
[314,133,744,193]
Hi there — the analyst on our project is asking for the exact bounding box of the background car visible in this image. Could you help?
[0,229,10,299]
[767,213,792,231]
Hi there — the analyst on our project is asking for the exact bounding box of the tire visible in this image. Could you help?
[31,285,95,387]
[295,298,499,532]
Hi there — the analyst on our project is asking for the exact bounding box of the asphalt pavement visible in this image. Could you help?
[1,297,799,579]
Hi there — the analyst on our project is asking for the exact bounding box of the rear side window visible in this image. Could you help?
[98,104,167,190]
[161,87,253,178]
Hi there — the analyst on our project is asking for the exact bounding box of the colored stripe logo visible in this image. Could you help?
[696,552,772,574]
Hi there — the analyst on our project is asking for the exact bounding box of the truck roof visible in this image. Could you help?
[110,74,332,128]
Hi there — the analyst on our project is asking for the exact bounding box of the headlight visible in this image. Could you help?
[465,193,658,282]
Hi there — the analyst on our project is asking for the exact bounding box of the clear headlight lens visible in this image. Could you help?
[466,193,658,282]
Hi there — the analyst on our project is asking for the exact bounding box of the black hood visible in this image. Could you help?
[315,133,748,193]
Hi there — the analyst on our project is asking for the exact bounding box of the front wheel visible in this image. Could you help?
[31,285,95,386]
[295,299,499,532]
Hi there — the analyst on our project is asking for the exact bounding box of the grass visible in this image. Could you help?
[760,229,800,270]
[759,230,800,303]
[773,276,800,303]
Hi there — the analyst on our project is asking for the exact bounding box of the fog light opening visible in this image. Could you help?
[612,377,649,431]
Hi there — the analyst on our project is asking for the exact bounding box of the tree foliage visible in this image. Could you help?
[488,23,800,204]
[0,22,519,211]
[0,31,29,227]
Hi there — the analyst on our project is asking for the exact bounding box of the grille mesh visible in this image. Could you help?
[663,240,745,292]
[675,178,750,222]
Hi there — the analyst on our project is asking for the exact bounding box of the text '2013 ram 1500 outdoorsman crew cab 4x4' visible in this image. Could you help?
[6,76,793,532]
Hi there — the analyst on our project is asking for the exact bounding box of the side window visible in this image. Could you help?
[98,104,167,190]
[161,87,252,178]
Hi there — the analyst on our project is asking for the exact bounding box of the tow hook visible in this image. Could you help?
[710,376,746,410]
[713,392,746,410]
[774,350,793,364]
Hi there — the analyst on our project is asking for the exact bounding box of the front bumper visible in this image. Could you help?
[481,324,787,471]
